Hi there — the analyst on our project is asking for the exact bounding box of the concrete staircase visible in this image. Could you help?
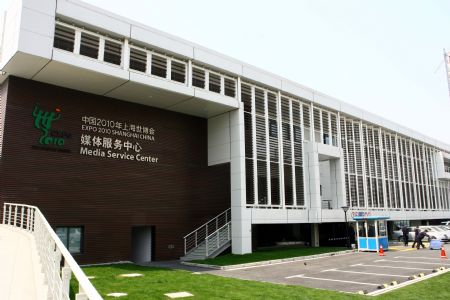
[181,222,231,261]
[0,225,48,300]
[2,203,102,300]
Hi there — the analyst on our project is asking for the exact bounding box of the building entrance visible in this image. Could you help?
[131,226,154,263]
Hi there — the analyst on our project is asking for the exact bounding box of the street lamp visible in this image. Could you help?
[341,206,351,249]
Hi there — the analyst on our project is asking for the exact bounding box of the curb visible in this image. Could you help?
[181,249,356,270]
[368,266,449,296]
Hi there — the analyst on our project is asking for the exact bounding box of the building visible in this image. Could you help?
[1,0,449,264]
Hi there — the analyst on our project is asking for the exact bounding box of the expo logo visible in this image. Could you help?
[32,104,71,147]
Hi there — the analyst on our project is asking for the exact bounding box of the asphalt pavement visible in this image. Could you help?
[206,244,450,294]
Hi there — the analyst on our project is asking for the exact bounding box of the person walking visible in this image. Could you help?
[401,225,409,246]
[411,226,420,248]
[416,230,430,250]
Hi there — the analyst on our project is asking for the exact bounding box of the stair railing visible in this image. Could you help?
[183,208,231,255]
[2,203,102,300]
[205,222,231,257]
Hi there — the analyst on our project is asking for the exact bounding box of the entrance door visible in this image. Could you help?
[131,226,153,263]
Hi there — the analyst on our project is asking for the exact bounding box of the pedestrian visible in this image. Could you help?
[401,225,409,246]
[416,230,430,250]
[411,226,420,248]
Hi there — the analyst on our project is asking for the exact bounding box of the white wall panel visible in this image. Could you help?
[57,0,130,37]
[131,25,193,59]
[194,47,242,75]
[281,80,314,102]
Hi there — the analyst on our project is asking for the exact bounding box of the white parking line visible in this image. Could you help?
[394,256,446,260]
[224,252,354,271]
[223,259,303,271]
[350,263,425,270]
[321,268,409,278]
[285,274,379,286]
[375,259,450,266]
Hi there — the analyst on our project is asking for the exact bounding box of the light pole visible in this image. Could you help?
[341,206,351,249]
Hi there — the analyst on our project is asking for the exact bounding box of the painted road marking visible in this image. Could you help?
[375,259,450,266]
[389,248,416,252]
[224,260,303,271]
[350,263,425,271]
[285,274,379,286]
[321,268,409,278]
[224,252,354,271]
[394,256,446,260]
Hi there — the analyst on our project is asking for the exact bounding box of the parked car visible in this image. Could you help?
[392,226,416,242]
[430,226,450,240]
[419,226,449,242]
[392,226,449,243]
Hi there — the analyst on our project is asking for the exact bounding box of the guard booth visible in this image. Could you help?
[353,216,389,252]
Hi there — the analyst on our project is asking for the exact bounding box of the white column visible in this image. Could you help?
[230,79,252,254]
[187,60,193,87]
[98,37,105,61]
[74,30,81,55]
[122,38,130,70]
[205,71,210,91]
[305,142,321,222]
[166,58,172,80]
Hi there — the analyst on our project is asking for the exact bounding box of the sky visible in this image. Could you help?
[1,0,450,144]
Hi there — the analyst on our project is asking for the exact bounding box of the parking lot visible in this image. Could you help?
[209,244,450,294]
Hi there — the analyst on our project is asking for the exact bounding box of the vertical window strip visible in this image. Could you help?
[303,104,311,141]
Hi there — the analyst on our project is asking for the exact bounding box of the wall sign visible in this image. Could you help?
[79,115,159,163]
[351,211,373,218]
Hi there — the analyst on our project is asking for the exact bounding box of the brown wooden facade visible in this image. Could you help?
[0,77,230,263]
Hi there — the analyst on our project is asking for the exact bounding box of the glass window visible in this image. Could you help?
[151,54,167,78]
[129,48,147,72]
[104,40,122,65]
[357,222,365,237]
[378,220,387,236]
[269,119,278,138]
[367,223,376,237]
[293,125,302,143]
[80,32,99,59]
[56,226,83,254]
[54,24,75,52]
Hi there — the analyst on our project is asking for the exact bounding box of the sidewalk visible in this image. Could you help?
[0,225,41,300]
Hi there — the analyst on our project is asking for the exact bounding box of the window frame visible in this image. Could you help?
[55,226,84,255]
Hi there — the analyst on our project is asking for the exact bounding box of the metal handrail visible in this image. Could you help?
[183,208,231,255]
[205,222,231,257]
[2,203,102,300]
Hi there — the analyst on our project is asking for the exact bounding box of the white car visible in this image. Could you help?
[419,226,449,242]
[392,226,416,242]
[432,226,450,239]
[392,226,449,243]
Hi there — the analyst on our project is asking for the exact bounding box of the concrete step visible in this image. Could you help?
[30,236,49,300]
[181,223,231,261]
